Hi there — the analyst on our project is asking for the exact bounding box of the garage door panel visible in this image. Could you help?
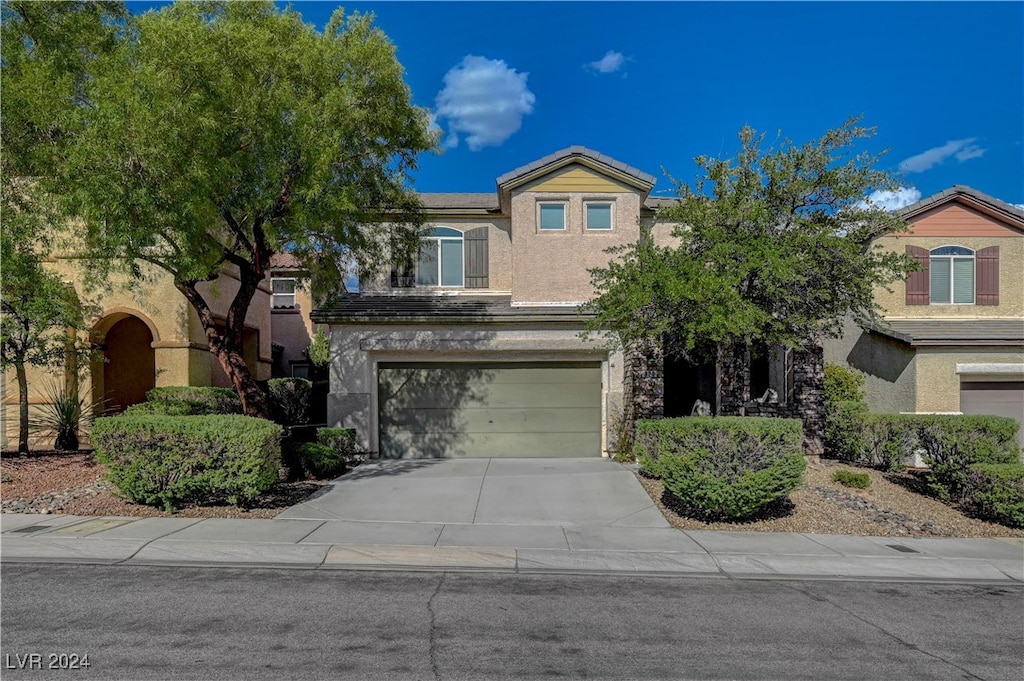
[379,383,600,409]
[960,381,1024,450]
[381,407,600,434]
[378,362,601,458]
[381,431,601,459]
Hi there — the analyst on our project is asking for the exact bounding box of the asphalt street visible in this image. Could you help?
[2,565,1021,680]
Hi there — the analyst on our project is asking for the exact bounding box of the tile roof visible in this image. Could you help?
[867,319,1024,346]
[417,193,499,210]
[897,185,1024,223]
[269,253,303,268]
[312,295,594,324]
[495,146,657,188]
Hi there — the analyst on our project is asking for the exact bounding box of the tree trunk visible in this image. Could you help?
[175,277,271,420]
[16,361,29,453]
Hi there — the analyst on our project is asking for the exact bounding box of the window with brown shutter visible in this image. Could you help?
[463,227,489,288]
[905,245,930,305]
[976,246,999,306]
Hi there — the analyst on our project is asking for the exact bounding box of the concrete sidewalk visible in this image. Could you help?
[2,512,1021,583]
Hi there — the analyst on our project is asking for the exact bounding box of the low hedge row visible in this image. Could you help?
[123,386,243,416]
[828,408,1019,474]
[634,417,805,520]
[963,463,1024,528]
[92,414,281,512]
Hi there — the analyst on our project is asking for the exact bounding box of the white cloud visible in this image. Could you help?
[587,50,625,74]
[857,186,922,211]
[899,138,987,173]
[434,56,535,152]
[1013,203,1024,211]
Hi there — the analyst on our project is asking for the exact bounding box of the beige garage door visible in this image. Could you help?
[960,381,1024,449]
[378,362,602,458]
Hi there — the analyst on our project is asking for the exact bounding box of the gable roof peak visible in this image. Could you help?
[897,185,1024,224]
[495,146,656,189]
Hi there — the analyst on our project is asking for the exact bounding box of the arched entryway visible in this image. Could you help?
[92,313,156,414]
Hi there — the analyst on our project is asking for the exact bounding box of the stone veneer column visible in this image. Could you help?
[790,340,825,457]
[623,339,664,443]
[717,342,749,416]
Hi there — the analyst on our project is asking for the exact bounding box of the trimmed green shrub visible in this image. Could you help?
[283,441,346,479]
[316,427,357,461]
[635,417,805,519]
[126,386,243,416]
[832,469,871,489]
[963,463,1024,528]
[92,414,281,512]
[823,363,868,460]
[268,378,312,426]
[829,412,1019,477]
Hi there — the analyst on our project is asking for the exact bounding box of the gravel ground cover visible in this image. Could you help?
[0,452,330,519]
[3,452,1022,537]
[637,459,1024,538]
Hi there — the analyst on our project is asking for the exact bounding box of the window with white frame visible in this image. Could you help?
[271,277,297,308]
[929,246,975,304]
[585,202,613,230]
[417,227,464,287]
[538,203,566,231]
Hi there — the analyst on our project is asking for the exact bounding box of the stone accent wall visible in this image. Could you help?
[623,339,664,443]
[725,341,825,457]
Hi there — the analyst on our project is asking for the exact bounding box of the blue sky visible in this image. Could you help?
[130,1,1024,209]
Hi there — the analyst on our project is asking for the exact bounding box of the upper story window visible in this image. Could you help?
[417,227,464,287]
[585,202,613,230]
[907,244,999,307]
[271,277,297,308]
[929,246,974,305]
[539,203,566,231]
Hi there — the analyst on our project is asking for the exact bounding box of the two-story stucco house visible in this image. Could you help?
[313,147,687,459]
[825,186,1024,445]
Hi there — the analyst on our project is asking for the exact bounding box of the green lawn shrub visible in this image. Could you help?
[282,441,346,480]
[962,463,1024,528]
[634,417,805,520]
[92,414,281,512]
[831,469,871,489]
[316,427,358,461]
[124,386,242,416]
[827,412,1019,479]
[268,378,312,426]
[824,364,868,459]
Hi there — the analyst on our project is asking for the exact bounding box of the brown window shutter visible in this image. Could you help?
[905,245,930,305]
[976,246,999,305]
[464,227,489,288]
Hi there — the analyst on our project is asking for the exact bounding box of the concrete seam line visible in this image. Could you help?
[293,521,327,545]
[470,459,491,525]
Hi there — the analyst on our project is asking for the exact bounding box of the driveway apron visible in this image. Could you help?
[275,458,668,529]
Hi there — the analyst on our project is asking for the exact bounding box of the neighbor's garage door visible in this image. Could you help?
[378,362,601,458]
[960,381,1024,449]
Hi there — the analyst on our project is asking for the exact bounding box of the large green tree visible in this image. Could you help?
[1,1,125,452]
[52,0,436,417]
[587,117,914,361]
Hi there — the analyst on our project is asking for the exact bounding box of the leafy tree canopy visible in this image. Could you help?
[30,0,437,415]
[586,117,914,358]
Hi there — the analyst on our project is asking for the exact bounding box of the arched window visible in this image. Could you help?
[417,227,464,287]
[929,246,974,304]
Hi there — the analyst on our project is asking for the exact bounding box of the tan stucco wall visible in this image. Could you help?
[822,319,918,414]
[874,233,1024,319]
[509,189,643,304]
[2,259,274,448]
[327,323,624,456]
[914,347,1024,413]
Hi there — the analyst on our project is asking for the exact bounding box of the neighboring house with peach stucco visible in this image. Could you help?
[0,250,314,449]
[824,186,1024,446]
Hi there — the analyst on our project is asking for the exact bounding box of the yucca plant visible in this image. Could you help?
[30,381,99,452]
